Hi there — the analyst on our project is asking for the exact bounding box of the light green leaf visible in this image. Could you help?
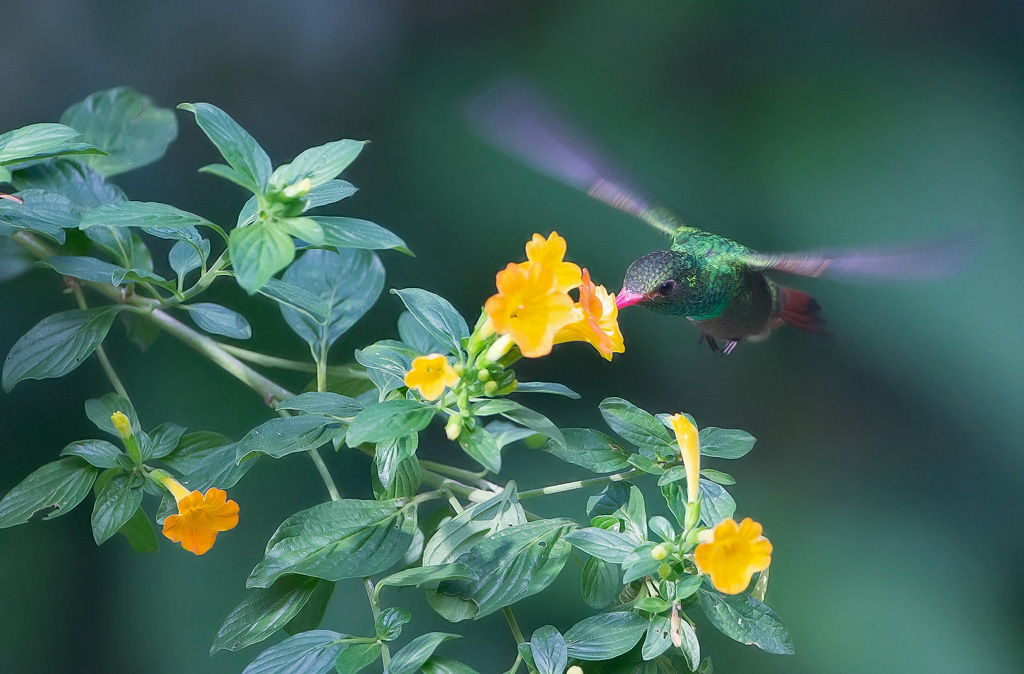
[513,381,581,399]
[374,606,411,641]
[0,123,103,167]
[397,312,446,355]
[242,630,344,674]
[697,587,794,655]
[385,633,459,674]
[599,398,674,452]
[700,468,736,485]
[316,216,411,255]
[472,399,565,449]
[187,303,252,339]
[230,219,295,294]
[581,556,619,609]
[564,611,648,661]
[236,416,347,461]
[277,392,364,418]
[543,428,629,473]
[485,420,536,450]
[247,499,416,588]
[566,527,637,564]
[60,87,177,176]
[587,483,647,542]
[347,400,436,446]
[641,615,673,661]
[179,102,272,193]
[60,439,125,469]
[11,159,125,208]
[372,454,421,501]
[377,563,477,593]
[91,473,143,544]
[271,140,366,190]
[0,458,98,527]
[37,255,169,289]
[281,216,325,245]
[79,200,215,230]
[306,179,357,210]
[84,392,139,437]
[334,643,380,674]
[354,340,416,395]
[698,427,756,459]
[420,657,481,674]
[260,278,330,324]
[530,626,567,674]
[699,479,736,527]
[0,189,79,243]
[391,288,468,356]
[2,307,120,392]
[458,423,501,473]
[422,484,526,566]
[212,575,320,653]
[169,237,211,278]
[375,433,418,490]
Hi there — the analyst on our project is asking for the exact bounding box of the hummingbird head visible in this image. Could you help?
[615,250,698,315]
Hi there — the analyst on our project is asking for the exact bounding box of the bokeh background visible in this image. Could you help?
[2,2,1023,673]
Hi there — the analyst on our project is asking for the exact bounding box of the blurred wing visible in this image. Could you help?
[465,75,685,236]
[744,233,977,282]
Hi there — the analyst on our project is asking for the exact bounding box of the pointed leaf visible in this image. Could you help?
[316,216,411,255]
[187,303,252,339]
[0,458,97,527]
[91,473,143,544]
[697,587,794,655]
[531,626,567,674]
[0,123,103,167]
[271,140,365,190]
[564,611,648,661]
[242,630,345,674]
[391,288,468,356]
[543,428,629,473]
[230,220,295,294]
[347,400,435,446]
[385,633,459,674]
[236,416,347,461]
[179,102,272,193]
[212,575,320,653]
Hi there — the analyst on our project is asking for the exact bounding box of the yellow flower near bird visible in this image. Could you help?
[160,476,239,556]
[404,354,460,401]
[523,231,582,292]
[553,268,624,360]
[669,413,700,504]
[694,517,772,595]
[485,261,575,358]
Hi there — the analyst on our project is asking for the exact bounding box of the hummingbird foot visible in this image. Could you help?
[698,333,720,353]
[723,340,740,356]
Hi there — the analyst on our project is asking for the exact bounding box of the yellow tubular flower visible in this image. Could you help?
[523,231,582,292]
[694,517,773,595]
[553,268,624,360]
[160,477,239,556]
[110,411,133,439]
[669,413,700,504]
[404,354,460,401]
[484,262,575,358]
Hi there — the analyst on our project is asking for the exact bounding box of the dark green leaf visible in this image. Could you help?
[458,423,501,473]
[281,248,385,351]
[385,633,459,674]
[347,400,435,446]
[3,307,120,392]
[377,563,477,593]
[697,587,794,655]
[634,597,671,614]
[531,626,567,674]
[230,220,295,294]
[587,483,647,542]
[212,575,320,653]
[179,102,272,193]
[567,527,637,563]
[354,340,416,395]
[656,465,688,486]
[169,236,210,278]
[60,87,177,176]
[391,288,468,356]
[235,416,346,461]
[564,611,648,661]
[316,216,411,255]
[0,123,103,167]
[420,657,480,674]
[514,381,580,399]
[162,431,252,492]
[700,468,735,486]
[641,615,673,661]
[698,427,756,459]
[0,458,97,527]
[241,630,344,674]
[277,392,364,418]
[247,499,416,588]
[37,255,155,287]
[485,420,536,450]
[397,312,446,355]
[91,473,143,544]
[543,428,629,473]
[698,479,736,527]
[79,200,215,231]
[473,399,564,448]
[622,546,663,584]
[118,505,159,552]
[60,439,124,469]
[271,140,365,190]
[260,278,331,324]
[375,434,418,490]
[422,483,526,566]
[334,643,380,674]
[285,579,335,635]
[11,159,125,208]
[599,398,674,452]
[372,455,421,501]
[141,422,186,460]
[84,393,139,437]
[187,303,252,339]
[0,189,79,243]
[0,237,34,282]
[581,556,620,609]
[374,606,411,641]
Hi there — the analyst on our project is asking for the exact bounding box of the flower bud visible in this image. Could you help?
[445,415,463,441]
[483,381,498,396]
[650,544,669,561]
[283,177,313,198]
[483,334,514,363]
[110,411,133,440]
[684,500,701,531]
[658,563,674,580]
[567,667,584,674]
[476,368,490,382]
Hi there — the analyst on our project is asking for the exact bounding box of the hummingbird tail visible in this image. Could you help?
[778,287,829,336]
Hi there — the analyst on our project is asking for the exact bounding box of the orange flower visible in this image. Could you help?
[669,413,700,504]
[553,268,624,360]
[484,262,575,358]
[161,477,239,556]
[523,231,582,292]
[404,354,460,400]
[694,517,772,595]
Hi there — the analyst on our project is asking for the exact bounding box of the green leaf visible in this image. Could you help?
[385,633,459,674]
[334,643,381,674]
[79,200,215,231]
[430,519,574,620]
[0,123,103,167]
[485,420,536,450]
[162,431,253,492]
[247,499,416,588]
[84,393,140,437]
[0,236,34,281]
[698,427,756,459]
[242,630,345,674]
[473,399,565,449]
[118,505,159,553]
[377,563,477,593]
[281,248,385,351]
[655,465,687,486]
[543,428,629,473]
[641,615,673,661]
[281,216,325,245]
[60,87,177,176]
[564,611,648,661]
[84,225,151,269]
[0,189,79,243]
[634,597,671,614]
[285,579,335,635]
[675,574,703,601]
[2,307,120,392]
[420,657,480,674]
[277,392,364,418]
[271,140,366,190]
[697,587,794,655]
[566,527,637,563]
[622,545,662,584]
[513,381,581,399]
[11,159,125,208]
[677,619,701,671]
[230,219,295,294]
[60,439,125,469]
[260,278,331,324]
[698,479,736,527]
[316,216,411,255]
[397,312,446,355]
[422,484,526,566]
[91,473,143,544]
[599,398,674,452]
[372,454,421,501]
[347,400,436,446]
[458,423,501,473]
[647,516,675,542]
[354,340,416,396]
[700,468,735,485]
[0,458,98,527]
[179,102,272,193]
[375,433,419,490]
[236,416,347,461]
[187,303,252,339]
[587,483,647,542]
[391,288,468,356]
[581,556,619,609]
[169,237,211,278]
[37,256,169,289]
[212,575,320,653]
[140,422,186,460]
[306,179,357,210]
[531,626,567,674]
[375,606,411,641]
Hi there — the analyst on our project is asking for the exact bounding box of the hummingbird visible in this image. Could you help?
[466,78,968,354]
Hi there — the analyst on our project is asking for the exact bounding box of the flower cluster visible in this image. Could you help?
[484,232,623,359]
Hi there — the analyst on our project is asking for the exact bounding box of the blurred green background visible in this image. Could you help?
[2,1,1023,673]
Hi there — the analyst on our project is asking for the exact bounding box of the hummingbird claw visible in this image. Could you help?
[723,340,739,355]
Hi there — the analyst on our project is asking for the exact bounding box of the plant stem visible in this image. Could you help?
[503,654,524,674]
[419,459,501,491]
[419,469,493,503]
[503,606,526,646]
[517,468,642,500]
[70,286,129,399]
[363,577,391,666]
[219,343,372,380]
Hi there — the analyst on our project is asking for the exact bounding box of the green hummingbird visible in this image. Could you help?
[467,79,967,354]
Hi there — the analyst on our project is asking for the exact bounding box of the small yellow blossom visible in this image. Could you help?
[484,262,575,358]
[160,477,239,556]
[553,268,624,360]
[669,413,700,504]
[523,231,582,292]
[694,517,772,595]
[110,411,133,440]
[567,667,584,674]
[404,354,460,401]
[651,543,669,561]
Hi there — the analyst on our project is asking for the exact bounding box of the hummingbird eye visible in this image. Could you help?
[657,280,676,296]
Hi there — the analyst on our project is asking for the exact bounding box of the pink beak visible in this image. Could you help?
[615,289,645,310]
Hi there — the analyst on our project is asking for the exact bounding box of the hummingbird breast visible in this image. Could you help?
[692,270,777,341]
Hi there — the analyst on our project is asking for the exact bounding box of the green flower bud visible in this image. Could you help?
[658,563,674,580]
[476,368,491,382]
[651,544,669,561]
[445,415,463,441]
[483,380,498,396]
[282,177,313,198]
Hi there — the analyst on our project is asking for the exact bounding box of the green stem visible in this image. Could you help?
[517,468,642,500]
[503,606,527,646]
[419,459,501,491]
[70,286,129,399]
[219,343,370,380]
[419,469,493,503]
[363,577,391,666]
